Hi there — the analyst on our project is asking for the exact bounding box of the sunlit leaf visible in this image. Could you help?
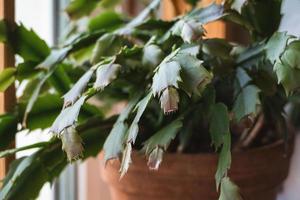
[152,58,181,96]
[88,11,123,32]
[119,142,132,178]
[280,40,300,69]
[0,68,16,92]
[142,44,164,68]
[99,0,121,9]
[181,20,204,43]
[93,61,121,90]
[219,177,242,200]
[65,0,100,20]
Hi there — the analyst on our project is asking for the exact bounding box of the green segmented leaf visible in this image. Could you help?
[143,117,183,170]
[16,61,40,80]
[274,60,300,95]
[153,62,181,93]
[280,40,300,69]
[240,0,282,38]
[119,93,153,177]
[22,71,53,127]
[91,33,123,64]
[0,114,18,151]
[219,177,242,200]
[175,53,212,96]
[99,0,121,8]
[65,0,100,20]
[142,44,164,68]
[11,24,50,62]
[0,142,48,158]
[88,11,123,32]
[215,133,232,190]
[119,142,132,178]
[180,20,204,43]
[50,96,86,134]
[0,68,16,92]
[152,59,181,96]
[127,93,153,144]
[63,69,94,107]
[143,117,183,155]
[103,94,141,163]
[37,46,72,70]
[235,68,251,90]
[0,153,50,200]
[0,116,113,200]
[93,62,121,90]
[265,32,291,64]
[233,85,261,121]
[187,3,224,24]
[209,103,230,150]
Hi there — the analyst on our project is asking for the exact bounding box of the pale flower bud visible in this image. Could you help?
[61,126,84,162]
[160,87,179,114]
[181,20,204,43]
[147,146,164,170]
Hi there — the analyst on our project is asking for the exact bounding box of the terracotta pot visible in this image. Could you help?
[99,141,293,200]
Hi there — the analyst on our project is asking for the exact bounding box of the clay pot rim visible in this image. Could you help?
[130,139,291,159]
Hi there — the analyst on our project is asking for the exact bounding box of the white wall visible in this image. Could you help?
[279,0,300,37]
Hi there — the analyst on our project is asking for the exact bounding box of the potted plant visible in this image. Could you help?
[0,0,298,199]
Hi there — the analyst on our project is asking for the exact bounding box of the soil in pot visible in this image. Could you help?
[99,140,293,200]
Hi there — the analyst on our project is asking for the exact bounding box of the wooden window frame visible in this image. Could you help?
[0,0,15,181]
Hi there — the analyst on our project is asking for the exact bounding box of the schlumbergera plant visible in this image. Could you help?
[0,0,298,199]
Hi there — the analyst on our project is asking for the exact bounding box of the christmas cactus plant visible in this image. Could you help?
[0,0,298,199]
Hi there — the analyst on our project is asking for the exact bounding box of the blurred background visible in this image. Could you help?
[13,0,300,199]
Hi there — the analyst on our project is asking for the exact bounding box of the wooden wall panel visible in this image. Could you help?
[0,0,15,182]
